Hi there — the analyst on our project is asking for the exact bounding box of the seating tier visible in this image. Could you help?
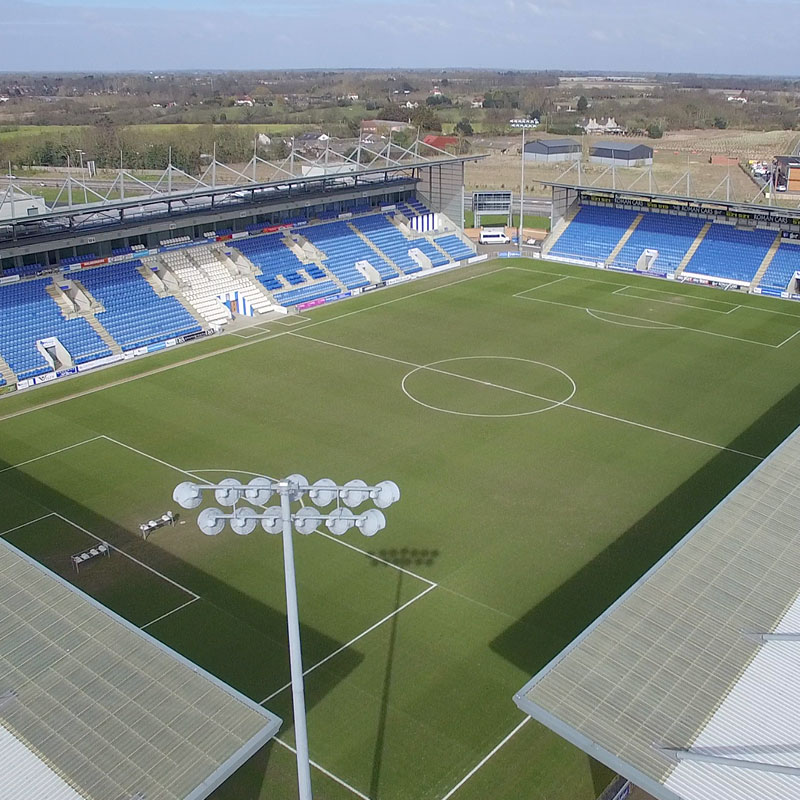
[0,279,110,379]
[80,261,201,351]
[684,224,776,284]
[759,243,800,291]
[615,213,706,273]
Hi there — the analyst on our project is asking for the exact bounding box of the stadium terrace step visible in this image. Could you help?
[542,206,580,256]
[675,221,712,277]
[428,237,452,262]
[750,233,784,289]
[757,240,800,291]
[607,214,644,264]
[46,283,80,320]
[0,352,17,386]
[347,221,403,274]
[85,314,122,356]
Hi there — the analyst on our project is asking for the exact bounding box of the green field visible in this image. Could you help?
[2,258,799,799]
[464,210,550,230]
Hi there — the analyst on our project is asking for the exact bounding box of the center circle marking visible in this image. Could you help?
[401,356,576,418]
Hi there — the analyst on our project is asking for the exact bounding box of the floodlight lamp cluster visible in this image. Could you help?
[173,475,400,539]
[509,118,538,128]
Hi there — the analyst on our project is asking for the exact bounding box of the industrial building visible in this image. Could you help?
[775,155,800,192]
[590,141,653,167]
[524,138,582,163]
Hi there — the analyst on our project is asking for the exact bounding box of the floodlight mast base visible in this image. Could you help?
[279,481,314,800]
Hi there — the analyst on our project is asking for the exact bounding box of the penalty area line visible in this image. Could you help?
[260,582,436,705]
[141,596,200,629]
[440,716,531,800]
[272,738,372,800]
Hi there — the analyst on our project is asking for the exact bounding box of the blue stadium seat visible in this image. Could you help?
[301,221,394,287]
[80,260,201,351]
[615,213,706,273]
[758,243,800,291]
[685,224,776,284]
[235,234,322,293]
[273,281,340,307]
[434,235,476,262]
[549,206,638,262]
[0,279,111,379]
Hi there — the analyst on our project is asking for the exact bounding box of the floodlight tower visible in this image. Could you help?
[510,118,538,246]
[173,474,401,800]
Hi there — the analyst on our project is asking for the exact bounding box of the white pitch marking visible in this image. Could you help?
[585,308,678,330]
[314,530,437,586]
[299,265,510,334]
[401,356,577,419]
[516,293,780,348]
[290,332,764,460]
[0,436,104,474]
[511,275,571,298]
[291,333,575,417]
[0,263,506,424]
[141,596,199,629]
[777,328,800,348]
[100,435,206,481]
[272,738,372,800]
[0,513,55,537]
[52,512,200,599]
[508,263,800,319]
[439,717,531,800]
[260,583,436,704]
[612,287,735,314]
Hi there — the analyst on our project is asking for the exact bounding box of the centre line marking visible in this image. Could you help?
[289,332,764,460]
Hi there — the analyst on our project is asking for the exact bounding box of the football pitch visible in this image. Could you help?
[3,258,800,800]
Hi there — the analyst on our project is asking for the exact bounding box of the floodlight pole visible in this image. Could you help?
[511,119,537,246]
[173,475,400,800]
[279,484,313,800]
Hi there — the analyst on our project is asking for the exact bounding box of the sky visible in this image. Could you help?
[1,0,799,75]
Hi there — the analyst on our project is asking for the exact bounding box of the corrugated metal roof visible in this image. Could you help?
[591,141,653,153]
[514,423,800,800]
[0,537,281,800]
[525,138,581,152]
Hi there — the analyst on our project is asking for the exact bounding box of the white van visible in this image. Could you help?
[479,227,511,245]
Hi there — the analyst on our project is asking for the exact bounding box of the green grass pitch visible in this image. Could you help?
[2,258,800,800]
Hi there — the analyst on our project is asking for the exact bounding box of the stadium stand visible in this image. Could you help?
[435,234,477,262]
[0,279,110,379]
[273,280,340,307]
[684,223,777,283]
[157,246,271,325]
[758,242,800,291]
[615,213,707,273]
[548,205,639,262]
[234,233,315,292]
[301,221,393,287]
[79,260,201,351]
[351,215,423,274]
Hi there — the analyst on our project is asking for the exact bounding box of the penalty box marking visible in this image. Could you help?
[0,433,430,800]
[514,283,792,349]
[0,511,199,630]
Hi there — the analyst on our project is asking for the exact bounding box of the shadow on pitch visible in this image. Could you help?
[0,457,364,779]
[365,548,439,799]
[489,379,800,679]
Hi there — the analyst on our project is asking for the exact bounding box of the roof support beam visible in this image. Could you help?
[657,746,800,777]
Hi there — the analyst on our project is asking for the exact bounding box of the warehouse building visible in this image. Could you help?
[590,141,653,167]
[524,138,582,163]
[774,155,800,192]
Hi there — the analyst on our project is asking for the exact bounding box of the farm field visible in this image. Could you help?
[466,129,800,207]
[2,258,800,799]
